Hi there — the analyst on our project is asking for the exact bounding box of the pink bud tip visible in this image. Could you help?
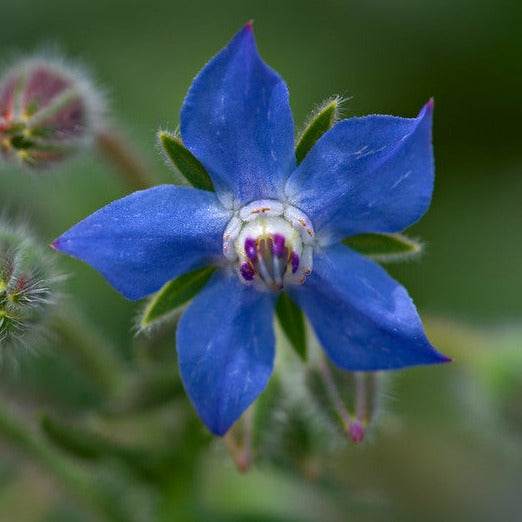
[349,421,365,444]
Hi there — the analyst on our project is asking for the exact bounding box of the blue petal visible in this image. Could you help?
[286,101,434,243]
[289,244,449,370]
[181,23,295,205]
[177,270,275,435]
[53,185,229,300]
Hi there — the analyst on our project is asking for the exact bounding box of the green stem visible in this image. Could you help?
[223,407,253,473]
[51,305,126,395]
[0,399,127,521]
[95,128,154,191]
[317,354,354,435]
[104,362,184,416]
[354,372,368,422]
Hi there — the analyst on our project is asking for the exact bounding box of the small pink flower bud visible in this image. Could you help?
[0,57,104,170]
[348,420,365,444]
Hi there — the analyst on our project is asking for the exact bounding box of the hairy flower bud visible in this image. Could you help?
[307,357,386,444]
[0,57,104,169]
[0,222,59,358]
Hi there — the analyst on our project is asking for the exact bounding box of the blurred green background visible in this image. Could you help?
[1,0,521,521]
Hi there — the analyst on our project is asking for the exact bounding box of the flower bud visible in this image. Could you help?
[0,222,59,358]
[306,357,386,444]
[0,57,104,169]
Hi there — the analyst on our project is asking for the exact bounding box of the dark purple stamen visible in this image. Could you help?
[272,234,286,257]
[290,251,300,274]
[240,262,255,281]
[244,238,257,261]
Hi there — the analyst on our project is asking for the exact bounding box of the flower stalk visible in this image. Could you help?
[0,399,128,521]
[224,408,254,472]
[50,305,126,395]
[316,354,365,443]
[95,129,153,190]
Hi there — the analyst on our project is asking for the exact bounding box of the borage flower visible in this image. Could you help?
[53,23,449,435]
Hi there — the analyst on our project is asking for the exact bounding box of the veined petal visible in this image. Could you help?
[286,101,434,243]
[53,185,229,300]
[181,23,295,205]
[177,270,275,435]
[289,244,449,370]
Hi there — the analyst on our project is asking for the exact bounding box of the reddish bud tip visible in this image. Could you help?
[245,19,254,30]
[349,421,365,444]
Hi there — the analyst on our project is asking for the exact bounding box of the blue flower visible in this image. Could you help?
[53,23,449,436]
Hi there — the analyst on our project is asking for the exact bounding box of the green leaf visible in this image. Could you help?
[105,365,184,415]
[140,266,215,330]
[158,131,215,191]
[40,415,104,461]
[275,293,307,360]
[295,96,342,164]
[140,266,215,329]
[343,233,423,263]
[41,415,179,484]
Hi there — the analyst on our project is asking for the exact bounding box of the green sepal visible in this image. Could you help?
[343,233,423,263]
[275,293,307,360]
[139,266,215,331]
[295,96,342,164]
[158,131,215,191]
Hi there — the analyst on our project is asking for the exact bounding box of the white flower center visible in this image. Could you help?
[223,199,315,291]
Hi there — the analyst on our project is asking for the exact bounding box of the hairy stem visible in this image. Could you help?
[0,399,127,521]
[224,408,253,473]
[51,305,126,395]
[95,129,153,191]
[317,355,354,433]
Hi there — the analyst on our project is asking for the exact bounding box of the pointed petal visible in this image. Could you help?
[181,23,295,204]
[53,185,229,300]
[286,101,434,243]
[177,270,275,435]
[290,243,449,370]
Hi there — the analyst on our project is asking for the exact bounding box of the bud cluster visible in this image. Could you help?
[0,57,103,169]
[0,223,58,356]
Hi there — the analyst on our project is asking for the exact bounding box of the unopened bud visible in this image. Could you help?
[348,420,365,444]
[0,57,104,169]
[306,357,385,445]
[0,222,59,358]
